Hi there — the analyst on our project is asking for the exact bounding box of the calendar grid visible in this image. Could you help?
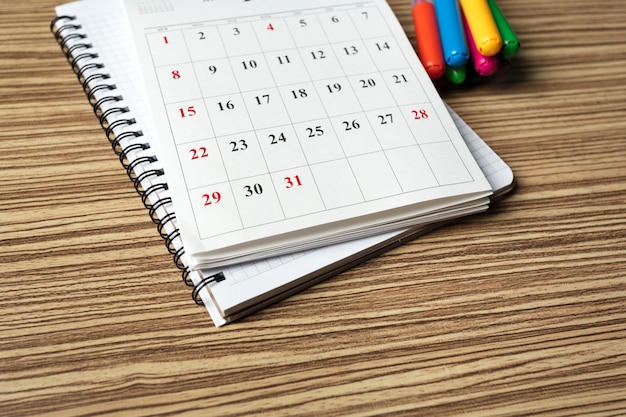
[218,21,286,230]
[290,12,369,209]
[335,9,414,196]
[144,1,478,240]
[239,15,329,222]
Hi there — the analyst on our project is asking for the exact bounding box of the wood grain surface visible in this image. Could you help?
[1,0,626,415]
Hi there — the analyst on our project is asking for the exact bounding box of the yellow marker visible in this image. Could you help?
[459,0,502,56]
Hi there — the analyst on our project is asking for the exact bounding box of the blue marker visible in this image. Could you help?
[434,0,469,67]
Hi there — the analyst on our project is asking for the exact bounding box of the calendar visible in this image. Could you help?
[124,0,492,268]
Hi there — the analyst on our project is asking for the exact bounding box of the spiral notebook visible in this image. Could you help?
[51,0,514,326]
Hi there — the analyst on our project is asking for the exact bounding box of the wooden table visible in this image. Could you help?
[2,0,625,415]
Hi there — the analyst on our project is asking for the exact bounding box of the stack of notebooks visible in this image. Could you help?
[51,0,514,326]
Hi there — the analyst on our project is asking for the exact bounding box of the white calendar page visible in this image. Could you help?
[123,0,492,268]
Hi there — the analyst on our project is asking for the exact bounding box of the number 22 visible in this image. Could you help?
[189,146,208,160]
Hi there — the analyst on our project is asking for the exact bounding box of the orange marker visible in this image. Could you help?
[412,0,445,79]
[459,0,502,56]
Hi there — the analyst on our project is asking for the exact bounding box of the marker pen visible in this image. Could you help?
[434,0,469,67]
[412,0,445,79]
[459,0,502,56]
[462,11,498,76]
[487,0,520,59]
[445,65,467,84]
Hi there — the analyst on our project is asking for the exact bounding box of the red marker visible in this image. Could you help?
[412,0,445,79]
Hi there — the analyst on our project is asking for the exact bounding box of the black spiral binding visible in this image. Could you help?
[192,272,226,305]
[51,16,225,305]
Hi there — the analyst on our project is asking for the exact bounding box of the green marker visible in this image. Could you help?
[487,0,521,59]
[445,65,467,85]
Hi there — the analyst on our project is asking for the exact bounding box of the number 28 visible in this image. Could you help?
[412,109,429,119]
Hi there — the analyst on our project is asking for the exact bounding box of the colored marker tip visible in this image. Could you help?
[425,63,445,79]
[475,60,498,76]
[446,52,469,68]
[501,40,521,59]
[445,65,466,85]
[478,38,502,57]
